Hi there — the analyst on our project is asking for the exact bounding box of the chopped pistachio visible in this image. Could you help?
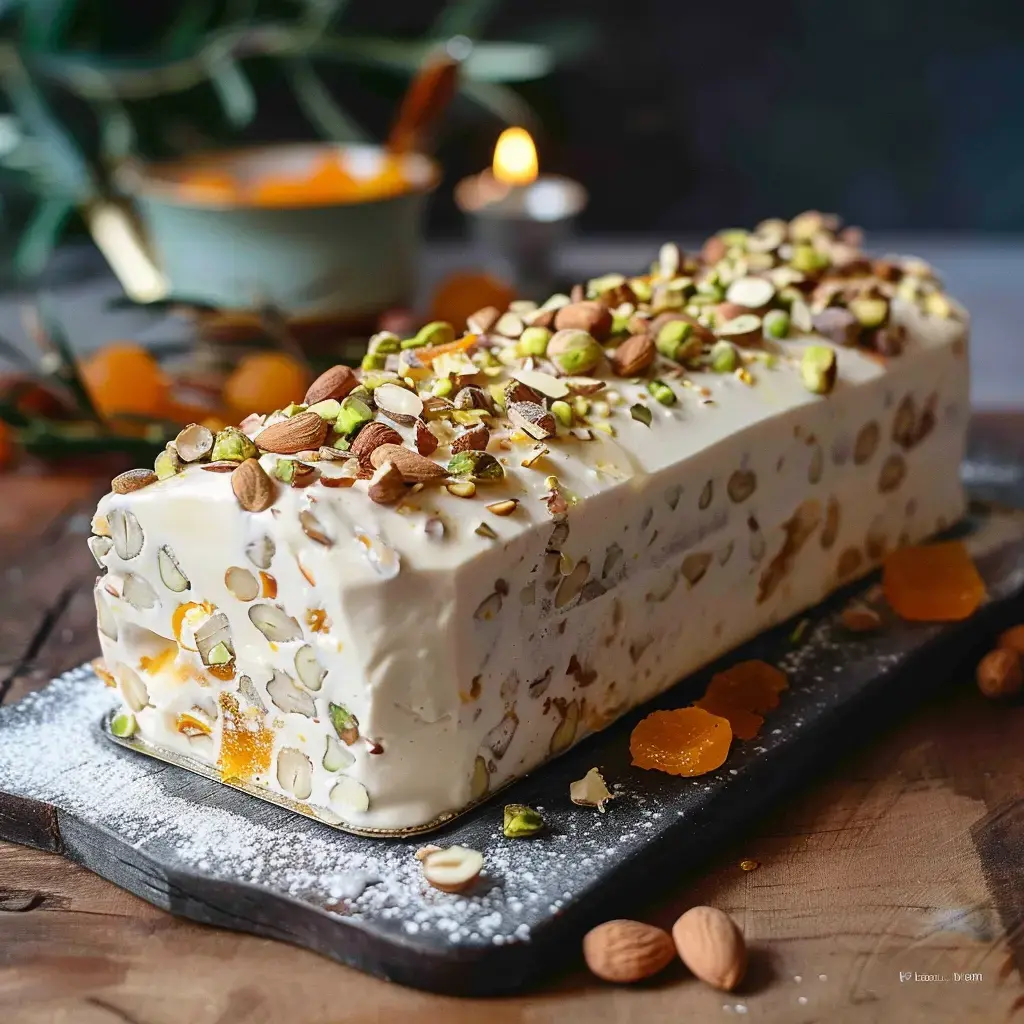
[110,711,137,738]
[361,352,386,371]
[414,320,456,347]
[336,396,374,436]
[790,244,829,274]
[207,641,233,666]
[924,292,954,319]
[272,459,298,485]
[517,325,551,357]
[762,308,790,340]
[630,403,653,427]
[551,400,574,427]
[709,340,739,373]
[432,377,454,398]
[629,277,653,302]
[447,450,504,482]
[154,446,183,480]
[655,318,695,362]
[368,332,401,354]
[211,426,258,463]
[547,330,604,375]
[647,379,676,406]
[848,296,889,329]
[503,803,544,838]
[305,399,341,421]
[801,344,838,395]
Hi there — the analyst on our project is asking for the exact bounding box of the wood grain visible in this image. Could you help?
[1,420,1022,1022]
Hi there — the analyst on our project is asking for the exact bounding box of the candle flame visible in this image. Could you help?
[492,127,538,186]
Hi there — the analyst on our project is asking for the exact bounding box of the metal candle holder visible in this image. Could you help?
[455,169,588,300]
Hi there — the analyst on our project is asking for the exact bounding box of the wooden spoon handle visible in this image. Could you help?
[386,53,460,155]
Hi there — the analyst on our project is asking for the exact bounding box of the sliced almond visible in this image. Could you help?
[470,755,490,801]
[248,603,302,642]
[549,699,580,755]
[323,734,355,772]
[555,559,590,608]
[238,674,266,713]
[256,411,330,455]
[157,546,190,592]
[372,383,424,426]
[225,566,259,601]
[570,767,614,811]
[123,573,159,611]
[232,459,276,512]
[174,423,214,463]
[495,311,525,338]
[267,670,316,717]
[485,709,519,759]
[422,846,484,893]
[95,589,118,640]
[467,305,501,334]
[369,444,448,483]
[305,364,357,405]
[195,612,232,667]
[451,423,490,454]
[245,534,275,569]
[276,747,313,800]
[330,776,370,815]
[108,508,145,560]
[512,368,569,400]
[294,643,326,690]
[111,468,158,494]
[117,663,150,712]
[299,509,333,546]
[88,535,113,568]
[725,276,775,309]
[508,401,557,440]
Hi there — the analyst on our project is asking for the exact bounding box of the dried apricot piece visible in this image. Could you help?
[883,540,985,622]
[630,707,732,776]
[694,695,763,741]
[218,692,273,782]
[705,660,788,715]
[430,270,515,330]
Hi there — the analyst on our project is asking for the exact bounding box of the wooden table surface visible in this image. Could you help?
[1,416,1022,1024]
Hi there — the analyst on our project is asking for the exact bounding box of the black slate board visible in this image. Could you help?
[1,494,1024,996]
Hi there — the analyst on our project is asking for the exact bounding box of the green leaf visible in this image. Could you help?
[14,197,73,278]
[460,42,554,82]
[284,57,368,142]
[457,79,536,128]
[2,65,93,199]
[18,0,78,53]
[159,0,212,58]
[208,57,257,128]
[430,0,502,41]
[96,99,134,162]
[513,18,600,64]
[27,293,101,421]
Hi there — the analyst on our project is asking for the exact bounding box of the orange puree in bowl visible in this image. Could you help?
[174,152,412,208]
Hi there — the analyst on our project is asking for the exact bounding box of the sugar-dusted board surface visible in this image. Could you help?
[1,504,1023,997]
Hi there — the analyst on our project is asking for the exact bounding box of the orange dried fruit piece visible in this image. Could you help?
[630,707,733,777]
[218,692,273,782]
[704,660,788,716]
[81,343,169,420]
[883,540,985,622]
[416,332,479,365]
[430,270,515,330]
[223,352,310,419]
[694,695,763,742]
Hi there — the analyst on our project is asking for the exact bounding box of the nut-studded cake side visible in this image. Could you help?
[91,213,970,831]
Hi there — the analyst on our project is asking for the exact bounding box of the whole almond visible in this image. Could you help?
[304,365,357,405]
[350,421,403,462]
[369,443,447,483]
[414,418,439,456]
[582,920,675,984]
[610,334,656,377]
[672,906,747,991]
[554,300,613,340]
[111,468,157,494]
[255,412,329,454]
[976,647,1023,700]
[997,624,1024,656]
[231,459,275,512]
[367,462,406,505]
[451,424,490,454]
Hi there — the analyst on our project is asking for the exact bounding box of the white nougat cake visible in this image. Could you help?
[90,213,969,832]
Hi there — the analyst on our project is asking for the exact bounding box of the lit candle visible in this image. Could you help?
[455,127,587,298]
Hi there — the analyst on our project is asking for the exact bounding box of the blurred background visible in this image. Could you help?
[0,0,1021,472]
